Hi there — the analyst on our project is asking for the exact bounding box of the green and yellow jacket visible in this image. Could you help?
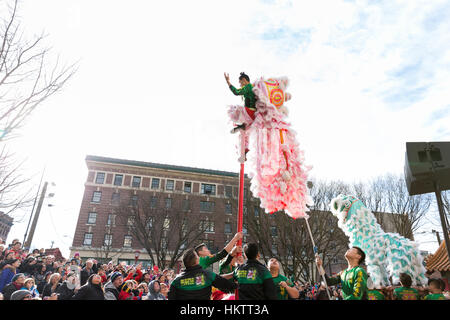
[325,266,368,300]
[168,265,236,300]
[233,259,277,300]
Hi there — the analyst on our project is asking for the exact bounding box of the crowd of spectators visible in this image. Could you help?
[0,237,448,300]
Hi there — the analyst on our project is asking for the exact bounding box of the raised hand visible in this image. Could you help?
[224,72,231,85]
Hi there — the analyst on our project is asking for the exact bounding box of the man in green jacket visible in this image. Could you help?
[268,257,299,300]
[222,243,277,300]
[195,232,242,270]
[168,248,237,300]
[316,247,368,300]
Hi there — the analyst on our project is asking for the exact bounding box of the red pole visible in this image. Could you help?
[235,132,246,300]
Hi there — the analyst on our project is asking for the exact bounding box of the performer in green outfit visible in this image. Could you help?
[367,276,385,300]
[268,257,299,300]
[168,248,237,300]
[224,72,257,134]
[316,247,368,300]
[195,232,242,270]
[393,273,420,300]
[222,243,277,300]
[423,278,447,300]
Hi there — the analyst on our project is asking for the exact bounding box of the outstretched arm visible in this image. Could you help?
[224,72,231,86]
[224,232,243,253]
[316,256,341,286]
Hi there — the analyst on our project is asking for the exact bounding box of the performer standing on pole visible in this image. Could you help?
[224,72,257,134]
[315,247,368,300]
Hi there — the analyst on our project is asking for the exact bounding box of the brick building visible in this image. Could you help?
[69,155,414,279]
[70,155,251,271]
[0,211,13,243]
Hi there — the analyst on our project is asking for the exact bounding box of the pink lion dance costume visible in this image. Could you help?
[228,77,313,219]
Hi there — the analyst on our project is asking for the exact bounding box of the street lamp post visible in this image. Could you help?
[134,250,140,265]
[24,181,55,249]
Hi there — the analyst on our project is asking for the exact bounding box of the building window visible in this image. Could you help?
[104,234,113,246]
[225,186,233,198]
[123,236,132,248]
[114,174,123,186]
[146,217,153,229]
[254,207,260,217]
[201,183,216,195]
[106,214,115,226]
[184,182,191,193]
[243,223,248,234]
[95,172,105,184]
[272,244,278,255]
[224,222,232,234]
[163,218,170,231]
[202,239,214,250]
[151,178,160,189]
[200,201,214,212]
[92,191,102,203]
[161,237,168,249]
[130,195,138,207]
[225,203,232,214]
[127,216,135,227]
[271,226,277,237]
[87,212,97,224]
[83,233,93,246]
[132,176,141,188]
[150,196,158,209]
[166,180,174,191]
[111,192,120,205]
[165,198,172,209]
[182,199,190,211]
[243,206,248,215]
[200,220,215,233]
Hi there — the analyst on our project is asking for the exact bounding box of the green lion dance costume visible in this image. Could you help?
[330,195,428,288]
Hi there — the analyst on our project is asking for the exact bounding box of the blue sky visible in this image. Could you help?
[3,0,449,256]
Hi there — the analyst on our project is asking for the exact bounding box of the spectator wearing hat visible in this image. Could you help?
[21,278,40,299]
[0,259,21,292]
[72,274,105,300]
[1,273,25,300]
[118,280,141,300]
[146,280,166,300]
[104,271,123,300]
[10,290,33,300]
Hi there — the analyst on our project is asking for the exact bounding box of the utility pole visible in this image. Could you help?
[24,181,48,249]
[23,168,46,247]
[432,229,442,245]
